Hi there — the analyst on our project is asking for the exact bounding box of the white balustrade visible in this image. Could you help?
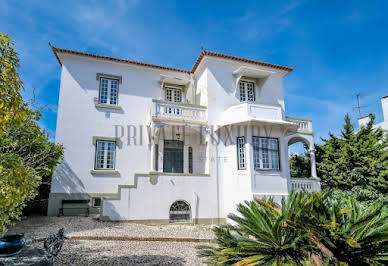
[286,116,313,133]
[152,100,206,123]
[291,178,321,193]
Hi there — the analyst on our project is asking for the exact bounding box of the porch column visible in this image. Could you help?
[309,149,317,178]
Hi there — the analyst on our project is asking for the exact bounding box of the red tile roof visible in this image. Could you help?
[51,45,294,74]
[191,50,294,72]
[51,46,191,74]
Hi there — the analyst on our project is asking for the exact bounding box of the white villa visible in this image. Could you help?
[47,47,321,223]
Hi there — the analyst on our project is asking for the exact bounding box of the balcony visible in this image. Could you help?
[290,178,321,193]
[286,116,313,134]
[151,99,207,125]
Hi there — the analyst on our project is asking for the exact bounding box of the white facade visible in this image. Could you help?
[48,47,320,223]
[358,96,388,131]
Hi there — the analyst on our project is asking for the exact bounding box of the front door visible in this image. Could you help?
[163,140,184,173]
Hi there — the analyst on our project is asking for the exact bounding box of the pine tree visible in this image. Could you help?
[317,114,388,194]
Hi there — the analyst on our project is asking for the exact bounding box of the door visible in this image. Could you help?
[163,140,184,173]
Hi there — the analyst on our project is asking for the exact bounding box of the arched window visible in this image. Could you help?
[169,200,191,222]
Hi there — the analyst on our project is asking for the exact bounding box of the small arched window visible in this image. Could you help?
[169,200,191,223]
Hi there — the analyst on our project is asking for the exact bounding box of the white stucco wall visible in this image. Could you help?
[102,174,219,222]
[52,54,191,194]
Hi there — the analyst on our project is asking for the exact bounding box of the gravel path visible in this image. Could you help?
[30,239,209,265]
[8,216,216,265]
[8,215,215,241]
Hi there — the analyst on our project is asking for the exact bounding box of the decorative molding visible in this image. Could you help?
[90,169,120,175]
[96,73,122,83]
[92,136,121,145]
[151,116,208,126]
[95,103,122,110]
[152,99,207,109]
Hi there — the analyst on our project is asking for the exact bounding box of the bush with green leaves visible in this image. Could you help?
[0,153,41,234]
[198,191,388,265]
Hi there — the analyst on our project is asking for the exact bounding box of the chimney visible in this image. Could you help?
[382,96,388,122]
[358,113,373,128]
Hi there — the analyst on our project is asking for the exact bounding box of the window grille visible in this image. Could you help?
[169,200,191,222]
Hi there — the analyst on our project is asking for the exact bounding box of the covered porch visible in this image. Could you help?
[149,123,209,175]
[285,125,321,193]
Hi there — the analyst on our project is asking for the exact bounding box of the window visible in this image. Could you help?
[169,200,191,222]
[95,140,116,170]
[239,80,255,102]
[99,78,119,105]
[252,137,279,170]
[165,87,182,103]
[92,198,102,208]
[165,87,182,115]
[237,137,246,170]
[188,147,193,174]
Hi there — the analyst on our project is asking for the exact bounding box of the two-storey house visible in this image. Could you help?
[48,47,321,223]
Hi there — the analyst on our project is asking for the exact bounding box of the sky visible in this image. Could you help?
[1,0,387,153]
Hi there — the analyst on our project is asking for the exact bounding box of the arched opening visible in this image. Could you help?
[287,135,316,179]
[288,142,310,178]
[169,200,191,223]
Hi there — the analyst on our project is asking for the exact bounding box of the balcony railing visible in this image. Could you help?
[286,116,313,133]
[151,99,207,124]
[291,178,321,193]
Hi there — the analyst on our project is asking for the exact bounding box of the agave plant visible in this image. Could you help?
[197,191,318,265]
[309,193,388,265]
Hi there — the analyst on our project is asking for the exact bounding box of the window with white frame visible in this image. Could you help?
[239,80,255,102]
[237,137,246,170]
[95,140,116,170]
[165,87,182,115]
[99,78,119,105]
[252,137,279,170]
[165,87,182,103]
[92,198,102,208]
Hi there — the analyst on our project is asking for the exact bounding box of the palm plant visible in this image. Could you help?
[197,191,318,265]
[198,191,388,265]
[309,192,388,265]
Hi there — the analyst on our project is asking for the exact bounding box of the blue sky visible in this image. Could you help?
[1,0,387,152]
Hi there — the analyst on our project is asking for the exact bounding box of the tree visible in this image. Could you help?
[0,33,29,134]
[2,111,64,211]
[317,114,388,194]
[289,153,310,178]
[0,153,41,234]
[0,33,63,234]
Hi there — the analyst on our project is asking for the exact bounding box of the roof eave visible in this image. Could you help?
[50,45,191,74]
[191,50,294,74]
